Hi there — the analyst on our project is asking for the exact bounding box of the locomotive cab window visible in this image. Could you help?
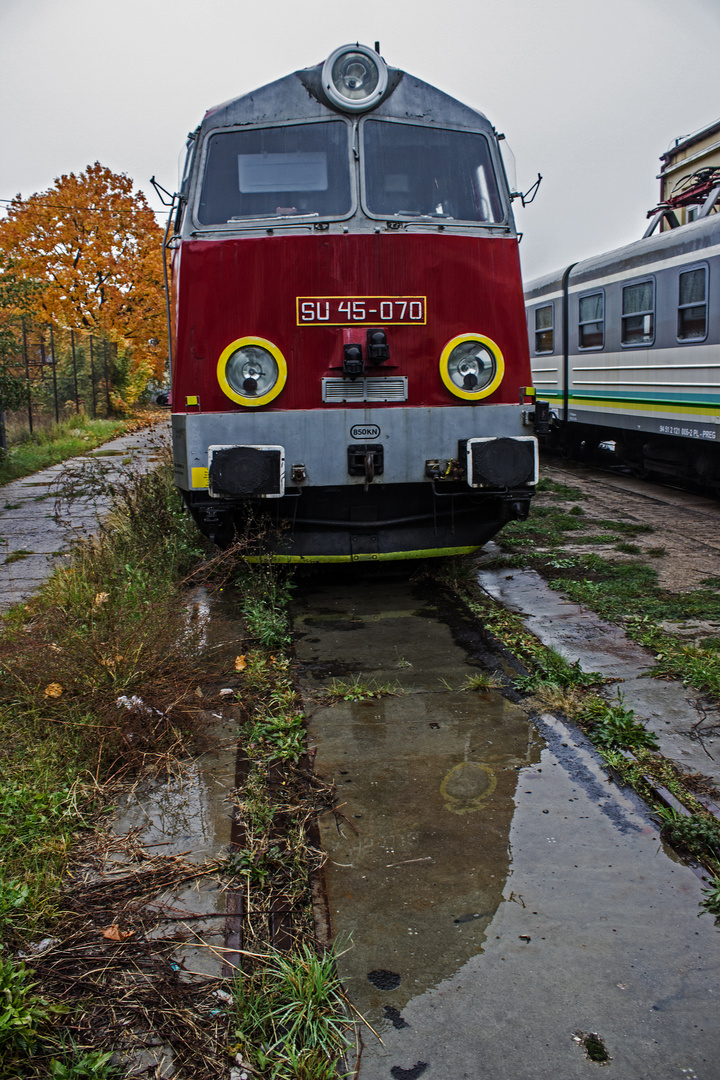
[361,120,504,223]
[621,279,654,346]
[578,291,604,349]
[197,121,352,225]
[534,303,554,353]
[678,266,708,341]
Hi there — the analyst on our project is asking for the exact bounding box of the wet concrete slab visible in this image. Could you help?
[111,729,237,979]
[362,713,719,1080]
[0,420,169,613]
[478,557,720,788]
[298,570,720,1080]
[99,587,245,985]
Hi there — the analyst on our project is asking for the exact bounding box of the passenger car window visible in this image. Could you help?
[362,120,504,223]
[197,121,352,224]
[578,292,604,349]
[621,280,654,345]
[678,267,708,340]
[534,304,554,353]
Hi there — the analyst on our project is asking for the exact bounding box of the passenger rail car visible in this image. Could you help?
[525,213,720,486]
[169,44,540,560]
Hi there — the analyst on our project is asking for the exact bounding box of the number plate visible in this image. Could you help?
[297,295,426,326]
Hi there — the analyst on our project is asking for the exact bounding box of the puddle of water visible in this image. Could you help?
[297,570,720,1079]
[311,689,537,1017]
[113,755,233,861]
[297,574,539,1013]
[110,738,236,978]
[296,579,475,695]
[181,586,213,653]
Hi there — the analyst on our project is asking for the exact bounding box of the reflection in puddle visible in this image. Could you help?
[297,575,541,1021]
[181,587,212,653]
[312,689,538,1017]
[114,759,225,860]
[440,760,497,813]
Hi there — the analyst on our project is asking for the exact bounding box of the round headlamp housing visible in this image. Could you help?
[322,44,388,113]
[217,337,287,407]
[439,334,505,400]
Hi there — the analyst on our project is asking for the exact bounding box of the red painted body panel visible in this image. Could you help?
[171,232,530,411]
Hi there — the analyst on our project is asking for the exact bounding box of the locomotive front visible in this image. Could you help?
[170,44,539,560]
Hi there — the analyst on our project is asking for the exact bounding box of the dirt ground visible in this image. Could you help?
[542,460,720,595]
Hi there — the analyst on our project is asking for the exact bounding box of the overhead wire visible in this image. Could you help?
[0,197,169,217]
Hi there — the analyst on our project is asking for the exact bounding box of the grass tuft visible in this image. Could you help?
[656,807,720,864]
[700,877,720,922]
[230,944,355,1080]
[238,561,294,647]
[0,958,55,1061]
[583,694,659,752]
[461,671,501,692]
[514,646,603,694]
[325,677,399,702]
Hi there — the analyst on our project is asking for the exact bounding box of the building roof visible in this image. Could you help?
[660,118,720,166]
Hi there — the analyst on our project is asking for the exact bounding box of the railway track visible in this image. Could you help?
[540,457,720,591]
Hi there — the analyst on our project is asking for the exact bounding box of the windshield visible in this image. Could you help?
[197,121,352,225]
[363,120,504,223]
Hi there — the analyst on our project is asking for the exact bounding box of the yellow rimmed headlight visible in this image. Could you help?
[217,337,287,407]
[439,334,505,400]
[322,44,388,113]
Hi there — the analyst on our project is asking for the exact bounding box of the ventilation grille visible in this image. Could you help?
[322,377,408,403]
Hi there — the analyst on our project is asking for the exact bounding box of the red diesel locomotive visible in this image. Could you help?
[168,43,541,560]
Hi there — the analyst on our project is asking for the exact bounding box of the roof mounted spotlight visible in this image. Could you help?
[322,44,388,113]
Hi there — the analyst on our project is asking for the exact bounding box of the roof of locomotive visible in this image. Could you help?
[525,212,720,300]
[200,55,493,135]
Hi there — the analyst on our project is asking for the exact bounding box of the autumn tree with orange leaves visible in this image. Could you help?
[0,163,166,406]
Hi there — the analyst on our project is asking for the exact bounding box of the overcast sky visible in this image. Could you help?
[1,0,719,281]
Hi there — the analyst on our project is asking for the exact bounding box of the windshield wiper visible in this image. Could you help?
[394,211,453,219]
[227,211,320,222]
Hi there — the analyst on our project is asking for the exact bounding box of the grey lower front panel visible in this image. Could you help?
[173,406,536,558]
[172,405,532,490]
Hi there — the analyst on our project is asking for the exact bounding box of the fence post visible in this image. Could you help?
[38,332,45,382]
[89,335,97,418]
[49,325,59,423]
[70,329,80,413]
[103,339,110,416]
[21,316,33,435]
